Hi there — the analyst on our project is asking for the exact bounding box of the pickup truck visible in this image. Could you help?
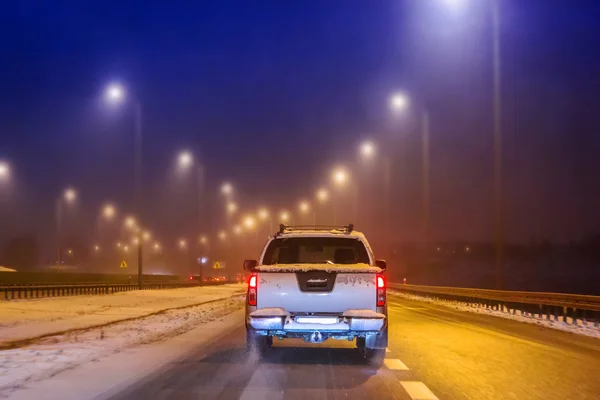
[244,224,388,364]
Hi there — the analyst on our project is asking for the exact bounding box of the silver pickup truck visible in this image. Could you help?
[244,224,388,364]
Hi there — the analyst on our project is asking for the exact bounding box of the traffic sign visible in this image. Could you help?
[120,260,128,269]
[213,261,225,269]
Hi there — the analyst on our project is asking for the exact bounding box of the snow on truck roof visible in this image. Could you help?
[274,224,366,239]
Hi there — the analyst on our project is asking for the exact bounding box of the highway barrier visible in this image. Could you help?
[389,283,600,328]
[1,281,233,301]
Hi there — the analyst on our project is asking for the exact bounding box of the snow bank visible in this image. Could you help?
[255,263,382,274]
[0,297,244,398]
[389,290,600,339]
[0,284,245,347]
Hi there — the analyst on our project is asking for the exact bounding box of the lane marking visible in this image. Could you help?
[401,381,439,400]
[384,358,409,370]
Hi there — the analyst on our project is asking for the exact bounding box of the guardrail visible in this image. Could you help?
[389,283,600,327]
[1,281,236,301]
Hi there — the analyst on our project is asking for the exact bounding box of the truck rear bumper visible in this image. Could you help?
[247,308,386,335]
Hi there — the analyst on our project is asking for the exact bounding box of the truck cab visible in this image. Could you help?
[244,224,388,364]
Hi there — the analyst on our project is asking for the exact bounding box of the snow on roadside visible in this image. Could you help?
[389,290,600,340]
[0,284,245,347]
[0,296,244,398]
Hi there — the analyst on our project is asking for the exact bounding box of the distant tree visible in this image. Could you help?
[3,235,39,271]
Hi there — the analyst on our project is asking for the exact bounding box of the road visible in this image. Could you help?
[110,293,600,400]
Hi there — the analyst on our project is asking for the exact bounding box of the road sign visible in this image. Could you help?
[213,261,225,269]
[120,260,128,269]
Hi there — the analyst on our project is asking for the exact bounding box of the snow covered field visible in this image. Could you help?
[0,293,245,398]
[389,290,600,339]
[0,284,245,347]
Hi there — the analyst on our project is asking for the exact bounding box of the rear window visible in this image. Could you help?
[262,237,370,265]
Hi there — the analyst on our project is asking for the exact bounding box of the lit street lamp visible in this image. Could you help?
[218,230,227,241]
[226,201,238,215]
[279,211,291,224]
[316,188,329,203]
[244,216,256,230]
[221,182,233,197]
[179,239,187,249]
[175,150,206,249]
[102,203,116,220]
[124,216,137,230]
[299,201,315,225]
[104,81,144,288]
[233,225,242,235]
[56,187,77,266]
[389,92,409,112]
[0,161,10,182]
[359,140,376,160]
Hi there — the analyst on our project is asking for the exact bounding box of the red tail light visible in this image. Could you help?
[189,276,193,281]
[248,274,257,306]
[376,274,386,307]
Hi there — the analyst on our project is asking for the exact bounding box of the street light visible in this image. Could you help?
[279,211,290,223]
[64,188,77,203]
[389,92,409,111]
[299,201,310,214]
[94,245,100,252]
[105,83,125,103]
[221,182,233,197]
[179,239,187,249]
[233,225,242,235]
[218,230,227,240]
[102,204,116,220]
[142,231,152,242]
[316,188,329,203]
[359,141,376,160]
[56,187,78,266]
[332,167,349,187]
[244,216,256,230]
[103,81,144,289]
[177,150,193,170]
[0,161,10,181]
[199,235,208,245]
[124,216,137,230]
[258,208,269,221]
[153,242,161,252]
[226,201,238,215]
[123,245,129,253]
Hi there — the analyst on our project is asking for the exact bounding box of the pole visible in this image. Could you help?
[383,156,392,261]
[196,164,205,283]
[422,110,430,252]
[56,198,61,267]
[134,101,143,289]
[492,0,504,290]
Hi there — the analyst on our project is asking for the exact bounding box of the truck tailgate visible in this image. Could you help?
[257,272,376,313]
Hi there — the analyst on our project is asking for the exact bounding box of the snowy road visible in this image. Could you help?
[100,294,600,400]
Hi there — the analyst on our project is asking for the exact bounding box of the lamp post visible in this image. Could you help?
[104,82,144,289]
[56,187,77,267]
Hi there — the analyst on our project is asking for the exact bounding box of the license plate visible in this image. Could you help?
[295,316,338,325]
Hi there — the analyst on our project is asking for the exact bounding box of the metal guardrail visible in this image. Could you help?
[389,283,600,327]
[1,281,235,301]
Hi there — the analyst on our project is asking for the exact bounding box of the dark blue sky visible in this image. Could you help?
[1,0,600,252]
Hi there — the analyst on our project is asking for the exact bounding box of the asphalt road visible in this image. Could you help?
[110,293,600,400]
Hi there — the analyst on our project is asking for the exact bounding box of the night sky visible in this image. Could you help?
[1,0,600,256]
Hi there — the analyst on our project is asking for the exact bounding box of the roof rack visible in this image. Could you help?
[276,224,354,236]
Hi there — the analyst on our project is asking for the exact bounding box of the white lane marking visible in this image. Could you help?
[384,358,409,370]
[386,348,391,353]
[401,381,439,400]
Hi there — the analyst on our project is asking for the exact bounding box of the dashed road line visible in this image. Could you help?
[400,381,439,400]
[383,358,409,370]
